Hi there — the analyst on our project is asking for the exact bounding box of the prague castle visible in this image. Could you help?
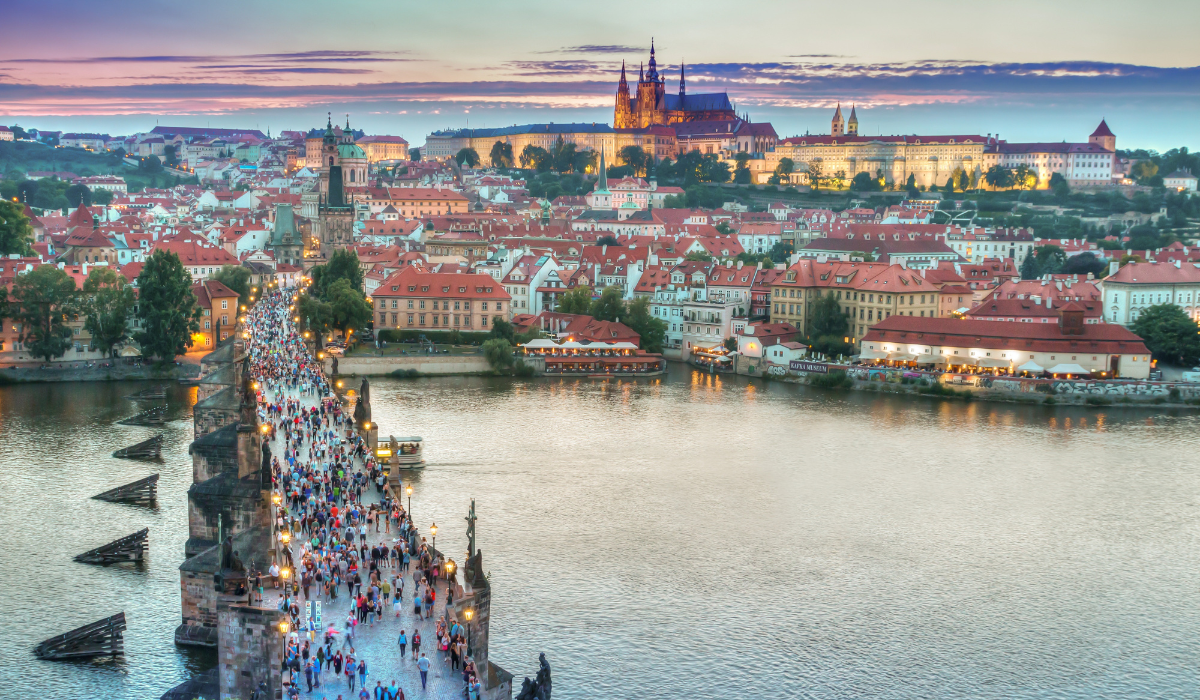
[614,41,736,128]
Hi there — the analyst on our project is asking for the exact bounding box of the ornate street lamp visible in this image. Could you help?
[430,522,438,551]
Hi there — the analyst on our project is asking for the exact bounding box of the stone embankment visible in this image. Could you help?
[0,360,200,384]
[325,354,491,377]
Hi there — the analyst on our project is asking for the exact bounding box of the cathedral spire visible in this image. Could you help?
[646,38,659,82]
[679,60,686,96]
[619,60,628,87]
[639,62,644,82]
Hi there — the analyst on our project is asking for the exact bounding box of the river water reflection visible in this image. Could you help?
[2,367,1199,699]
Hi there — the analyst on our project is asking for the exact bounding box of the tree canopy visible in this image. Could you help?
[135,249,200,361]
[82,266,135,357]
[1131,304,1200,366]
[489,141,514,168]
[0,200,34,255]
[455,147,481,168]
[211,264,252,310]
[556,285,593,315]
[310,249,364,300]
[9,265,80,360]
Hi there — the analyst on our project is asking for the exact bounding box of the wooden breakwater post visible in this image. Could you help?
[117,405,167,426]
[75,528,149,565]
[112,434,164,460]
[34,612,126,660]
[125,385,167,400]
[93,474,159,506]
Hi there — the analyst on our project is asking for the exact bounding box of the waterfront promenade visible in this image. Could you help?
[246,290,479,700]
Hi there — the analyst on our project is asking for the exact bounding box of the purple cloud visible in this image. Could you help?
[1,50,408,64]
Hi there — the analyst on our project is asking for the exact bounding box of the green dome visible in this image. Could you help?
[338,143,366,160]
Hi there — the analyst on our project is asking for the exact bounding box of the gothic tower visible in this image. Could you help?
[679,60,686,97]
[1089,119,1116,151]
[847,105,859,136]
[615,61,632,129]
[831,103,845,138]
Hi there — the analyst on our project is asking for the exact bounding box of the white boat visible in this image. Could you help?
[377,435,425,470]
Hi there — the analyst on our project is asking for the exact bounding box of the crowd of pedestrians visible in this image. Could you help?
[244,287,483,700]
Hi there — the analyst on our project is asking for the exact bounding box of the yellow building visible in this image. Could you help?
[356,135,409,163]
[770,259,942,341]
[764,106,985,189]
[424,123,676,166]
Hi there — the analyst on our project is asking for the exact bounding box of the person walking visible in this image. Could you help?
[358,658,368,689]
[417,653,431,690]
[345,656,358,692]
[397,629,407,659]
[411,630,421,660]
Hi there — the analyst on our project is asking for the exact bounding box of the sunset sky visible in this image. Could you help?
[3,0,1198,150]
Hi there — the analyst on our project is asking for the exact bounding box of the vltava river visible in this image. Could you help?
[1,367,1198,699]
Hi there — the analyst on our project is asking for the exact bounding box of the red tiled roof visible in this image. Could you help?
[863,315,1148,355]
[1104,261,1200,285]
[372,266,510,299]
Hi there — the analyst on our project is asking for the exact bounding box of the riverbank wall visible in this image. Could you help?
[0,361,200,384]
[325,354,491,377]
[760,360,1200,408]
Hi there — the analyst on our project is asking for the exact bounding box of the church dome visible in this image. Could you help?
[337,143,367,160]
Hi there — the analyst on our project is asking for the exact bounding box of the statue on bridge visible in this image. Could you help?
[515,653,552,700]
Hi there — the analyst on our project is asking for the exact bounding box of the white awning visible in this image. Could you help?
[611,342,639,349]
[1047,363,1091,375]
[975,357,1009,368]
[887,352,916,362]
[522,339,558,348]
[944,355,971,365]
[914,354,944,364]
[858,350,888,360]
[1016,360,1044,373]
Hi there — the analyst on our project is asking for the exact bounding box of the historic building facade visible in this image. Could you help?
[614,42,736,128]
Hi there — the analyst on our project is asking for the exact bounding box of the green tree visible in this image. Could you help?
[685,251,713,262]
[698,157,731,183]
[134,249,201,361]
[771,157,795,186]
[489,141,514,168]
[905,173,918,196]
[808,292,847,338]
[82,267,135,356]
[768,242,793,263]
[619,146,648,177]
[850,172,880,192]
[551,137,578,173]
[714,221,735,236]
[1131,160,1158,183]
[734,152,752,184]
[1035,245,1067,275]
[455,147,481,168]
[0,200,35,255]
[65,183,92,207]
[807,160,824,192]
[620,296,666,354]
[211,264,252,310]
[10,265,80,360]
[1131,304,1200,366]
[984,165,1013,190]
[482,337,514,371]
[162,144,180,167]
[409,147,421,162]
[311,249,364,299]
[138,156,163,174]
[589,285,625,321]
[520,145,551,172]
[557,285,593,315]
[1049,172,1070,197]
[326,278,372,334]
[1019,254,1040,280]
[298,292,333,339]
[489,317,515,342]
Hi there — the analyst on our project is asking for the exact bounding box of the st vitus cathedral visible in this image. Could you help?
[614,40,737,129]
